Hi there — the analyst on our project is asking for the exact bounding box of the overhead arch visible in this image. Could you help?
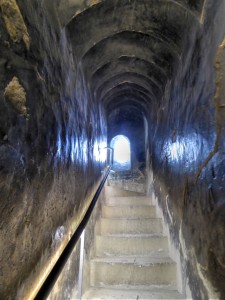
[90,55,169,85]
[94,72,163,102]
[106,100,149,119]
[81,30,180,77]
[103,89,155,104]
[100,81,156,102]
[60,0,204,27]
[67,0,200,58]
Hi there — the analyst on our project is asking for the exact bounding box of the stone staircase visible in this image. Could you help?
[83,186,184,299]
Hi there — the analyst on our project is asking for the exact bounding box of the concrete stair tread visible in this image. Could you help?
[105,186,145,196]
[95,234,168,257]
[106,196,151,206]
[97,233,167,238]
[108,196,151,199]
[108,181,146,194]
[90,185,181,296]
[96,251,170,258]
[92,256,175,265]
[83,286,184,299]
[102,205,157,218]
[101,217,161,220]
[104,204,154,207]
[100,218,163,234]
[91,257,176,286]
[107,197,151,200]
[88,284,178,291]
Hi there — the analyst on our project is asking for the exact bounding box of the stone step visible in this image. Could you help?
[106,196,152,206]
[102,204,156,219]
[105,186,144,197]
[100,218,163,235]
[90,256,177,286]
[83,285,184,299]
[108,180,146,193]
[95,234,168,257]
[87,184,182,299]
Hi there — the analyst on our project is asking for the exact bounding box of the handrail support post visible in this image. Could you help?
[77,230,85,300]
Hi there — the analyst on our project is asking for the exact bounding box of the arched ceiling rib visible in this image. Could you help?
[94,73,163,103]
[103,91,155,113]
[80,30,176,101]
[86,56,169,100]
[106,97,150,117]
[67,0,199,57]
[60,0,205,27]
[84,55,172,102]
[82,31,180,77]
[88,56,168,87]
[93,72,163,100]
[66,0,201,116]
[107,103,145,126]
[100,82,156,106]
[107,102,146,118]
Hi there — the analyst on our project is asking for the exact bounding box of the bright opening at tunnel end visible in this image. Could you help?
[110,135,131,170]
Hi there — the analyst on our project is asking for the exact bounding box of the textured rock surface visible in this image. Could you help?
[4,76,27,116]
[0,0,30,49]
[1,0,225,299]
[65,0,225,298]
[0,0,106,299]
[148,3,225,298]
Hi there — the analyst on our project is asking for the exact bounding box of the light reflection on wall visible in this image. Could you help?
[56,132,62,159]
[93,140,107,163]
[81,139,88,164]
[65,134,70,159]
[164,133,209,170]
[56,132,107,164]
[70,135,78,162]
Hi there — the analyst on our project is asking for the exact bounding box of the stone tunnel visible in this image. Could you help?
[0,0,225,299]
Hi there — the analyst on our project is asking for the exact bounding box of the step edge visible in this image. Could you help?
[101,217,159,220]
[84,284,180,292]
[96,234,167,238]
[91,257,176,265]
[103,205,156,209]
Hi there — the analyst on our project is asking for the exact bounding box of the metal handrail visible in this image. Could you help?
[104,147,114,165]
[34,165,111,300]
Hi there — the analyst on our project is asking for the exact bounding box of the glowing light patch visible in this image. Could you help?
[56,132,62,159]
[164,133,208,169]
[70,136,78,162]
[93,141,107,162]
[82,139,88,164]
[114,138,130,163]
[110,135,131,170]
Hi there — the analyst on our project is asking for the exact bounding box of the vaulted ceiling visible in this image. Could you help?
[64,0,203,123]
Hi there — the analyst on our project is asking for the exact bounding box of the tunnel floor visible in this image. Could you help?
[108,169,146,194]
[82,181,183,299]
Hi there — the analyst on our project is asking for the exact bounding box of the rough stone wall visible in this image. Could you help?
[148,1,225,299]
[1,0,225,299]
[47,190,105,300]
[0,1,106,299]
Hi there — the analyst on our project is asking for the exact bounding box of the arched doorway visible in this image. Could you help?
[110,135,131,170]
